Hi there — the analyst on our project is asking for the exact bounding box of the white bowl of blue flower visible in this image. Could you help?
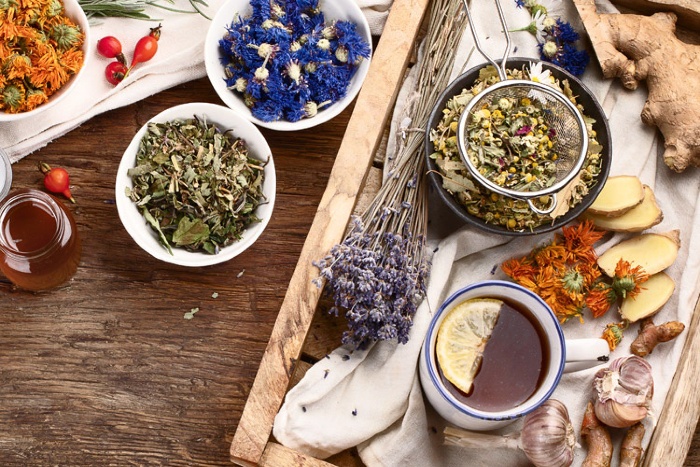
[115,102,276,267]
[204,0,372,131]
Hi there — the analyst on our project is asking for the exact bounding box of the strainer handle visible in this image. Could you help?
[460,0,512,81]
[527,194,558,216]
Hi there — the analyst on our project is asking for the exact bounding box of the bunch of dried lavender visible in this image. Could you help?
[313,0,468,349]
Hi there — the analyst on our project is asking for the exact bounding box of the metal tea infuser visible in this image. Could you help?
[456,0,588,215]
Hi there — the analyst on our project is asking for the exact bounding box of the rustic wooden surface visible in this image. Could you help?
[1,77,345,466]
[3,70,700,467]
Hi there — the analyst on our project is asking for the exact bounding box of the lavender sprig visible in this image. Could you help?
[313,0,467,349]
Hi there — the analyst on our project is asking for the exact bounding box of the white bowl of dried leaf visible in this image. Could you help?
[115,102,276,267]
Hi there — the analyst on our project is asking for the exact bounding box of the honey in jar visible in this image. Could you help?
[0,189,81,291]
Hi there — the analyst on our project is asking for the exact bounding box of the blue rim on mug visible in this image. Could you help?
[422,280,566,422]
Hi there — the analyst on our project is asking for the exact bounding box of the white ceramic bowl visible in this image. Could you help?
[0,0,91,121]
[115,103,276,267]
[204,0,372,131]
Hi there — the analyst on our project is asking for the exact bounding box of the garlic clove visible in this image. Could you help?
[520,399,576,467]
[594,398,648,428]
[593,356,654,428]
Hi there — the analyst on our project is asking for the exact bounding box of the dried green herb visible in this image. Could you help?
[465,95,558,192]
[126,115,267,254]
[429,65,603,232]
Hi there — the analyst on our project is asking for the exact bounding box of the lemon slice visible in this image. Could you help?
[436,298,503,394]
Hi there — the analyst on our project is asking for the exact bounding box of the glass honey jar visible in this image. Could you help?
[0,188,81,291]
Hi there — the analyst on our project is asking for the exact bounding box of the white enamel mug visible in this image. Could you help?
[419,280,610,431]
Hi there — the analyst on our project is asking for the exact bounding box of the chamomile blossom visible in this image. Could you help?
[512,10,547,43]
[528,61,554,84]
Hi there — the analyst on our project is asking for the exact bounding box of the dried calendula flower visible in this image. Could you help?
[0,0,85,113]
[126,115,267,255]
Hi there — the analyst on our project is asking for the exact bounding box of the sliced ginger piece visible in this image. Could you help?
[620,272,675,322]
[597,230,680,277]
[587,175,644,217]
[586,185,663,232]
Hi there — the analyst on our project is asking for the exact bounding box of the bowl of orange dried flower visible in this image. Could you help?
[0,0,91,121]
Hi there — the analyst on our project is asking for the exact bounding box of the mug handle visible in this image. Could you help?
[564,338,610,373]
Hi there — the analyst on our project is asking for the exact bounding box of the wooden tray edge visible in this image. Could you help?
[230,0,430,464]
[644,295,700,465]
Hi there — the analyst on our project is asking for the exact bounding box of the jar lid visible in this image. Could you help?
[0,148,12,201]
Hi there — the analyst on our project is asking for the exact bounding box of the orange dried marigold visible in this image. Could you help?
[611,259,649,299]
[0,0,84,113]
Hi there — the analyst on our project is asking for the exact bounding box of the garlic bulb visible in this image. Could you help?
[594,355,654,428]
[520,399,576,467]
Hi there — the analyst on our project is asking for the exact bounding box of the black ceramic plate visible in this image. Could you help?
[424,58,611,236]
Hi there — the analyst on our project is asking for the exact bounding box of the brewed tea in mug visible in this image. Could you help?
[437,298,550,412]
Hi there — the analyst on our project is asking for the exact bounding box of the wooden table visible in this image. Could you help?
[2,77,700,466]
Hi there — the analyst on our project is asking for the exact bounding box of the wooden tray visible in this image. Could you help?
[229,0,700,465]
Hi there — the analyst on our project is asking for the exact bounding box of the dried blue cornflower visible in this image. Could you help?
[512,0,589,76]
[217,0,370,123]
[538,40,590,77]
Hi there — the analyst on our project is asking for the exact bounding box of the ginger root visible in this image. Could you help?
[572,0,700,172]
[597,230,680,277]
[587,175,645,217]
[585,185,663,232]
[581,401,613,467]
[620,272,675,322]
[631,317,685,356]
[620,422,645,467]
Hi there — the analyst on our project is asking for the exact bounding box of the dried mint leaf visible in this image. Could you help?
[126,115,267,254]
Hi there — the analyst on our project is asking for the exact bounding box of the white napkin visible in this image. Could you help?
[1,0,390,162]
[272,0,700,465]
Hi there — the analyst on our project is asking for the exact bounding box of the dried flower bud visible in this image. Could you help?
[321,26,336,39]
[317,38,330,51]
[254,66,269,82]
[304,101,319,117]
[256,43,274,59]
[543,16,557,29]
[542,41,558,58]
[497,98,512,111]
[335,46,349,63]
[50,23,82,51]
[2,85,23,110]
[304,62,318,73]
[286,61,302,84]
[233,77,247,93]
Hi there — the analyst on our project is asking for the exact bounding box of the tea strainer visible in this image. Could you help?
[456,0,588,215]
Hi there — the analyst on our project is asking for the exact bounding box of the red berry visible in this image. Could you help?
[105,61,127,85]
[128,25,162,72]
[97,36,126,64]
[39,162,75,203]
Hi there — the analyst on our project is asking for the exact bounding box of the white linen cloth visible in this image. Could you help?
[1,0,389,162]
[273,0,700,465]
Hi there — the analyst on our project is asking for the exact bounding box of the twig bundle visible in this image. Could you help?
[314,0,469,348]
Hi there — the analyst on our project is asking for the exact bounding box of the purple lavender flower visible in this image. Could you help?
[314,216,429,349]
